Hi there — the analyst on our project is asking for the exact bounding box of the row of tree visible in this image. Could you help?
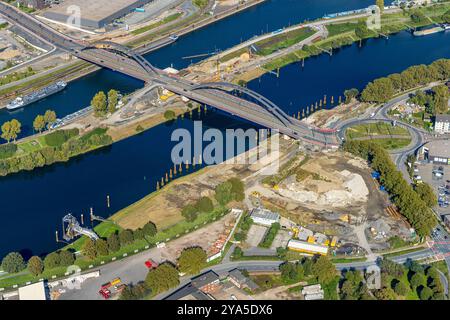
[1,250,75,276]
[0,220,159,277]
[0,128,112,176]
[180,177,245,222]
[32,110,57,133]
[1,109,57,143]
[81,221,158,260]
[375,259,446,300]
[279,255,338,287]
[360,59,450,110]
[343,140,437,236]
[1,119,21,143]
[91,89,119,117]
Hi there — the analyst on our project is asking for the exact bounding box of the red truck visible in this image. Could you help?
[144,259,158,269]
[98,288,111,299]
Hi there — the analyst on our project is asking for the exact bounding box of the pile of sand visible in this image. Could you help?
[341,170,369,201]
[277,171,368,207]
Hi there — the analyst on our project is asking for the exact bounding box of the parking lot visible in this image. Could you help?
[246,224,268,247]
[270,230,291,250]
[416,163,450,217]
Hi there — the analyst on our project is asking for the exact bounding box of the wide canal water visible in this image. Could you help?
[0,0,449,259]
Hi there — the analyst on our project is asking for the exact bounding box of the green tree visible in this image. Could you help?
[27,256,44,276]
[1,252,26,274]
[107,89,119,114]
[344,88,359,103]
[374,287,396,300]
[280,262,303,282]
[96,238,109,256]
[195,196,214,213]
[393,281,409,296]
[1,119,21,142]
[133,228,145,240]
[410,273,426,289]
[311,256,336,285]
[376,0,384,12]
[414,183,437,208]
[443,10,450,23]
[82,238,97,260]
[142,221,157,237]
[91,91,107,116]
[43,110,57,129]
[1,120,12,143]
[178,247,207,275]
[44,252,61,269]
[181,204,198,222]
[164,110,176,120]
[33,115,46,133]
[107,233,121,252]
[432,85,449,114]
[145,263,180,294]
[232,246,243,259]
[119,229,134,246]
[229,177,245,201]
[419,286,433,300]
[361,77,395,102]
[214,181,233,205]
[410,10,426,23]
[59,250,75,266]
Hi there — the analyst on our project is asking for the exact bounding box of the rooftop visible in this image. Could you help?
[42,0,147,23]
[191,271,220,289]
[426,140,450,158]
[436,114,450,123]
[250,208,280,221]
[18,281,47,300]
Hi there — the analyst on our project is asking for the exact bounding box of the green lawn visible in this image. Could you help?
[255,27,315,56]
[345,122,410,139]
[369,138,412,150]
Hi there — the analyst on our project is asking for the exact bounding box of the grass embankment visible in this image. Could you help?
[263,3,450,71]
[345,122,412,150]
[254,27,315,56]
[131,13,183,35]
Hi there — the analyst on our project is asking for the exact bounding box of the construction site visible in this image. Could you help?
[245,150,416,257]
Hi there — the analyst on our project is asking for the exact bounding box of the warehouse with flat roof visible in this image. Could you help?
[421,140,450,165]
[42,0,152,29]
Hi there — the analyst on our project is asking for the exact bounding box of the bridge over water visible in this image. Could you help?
[0,2,339,147]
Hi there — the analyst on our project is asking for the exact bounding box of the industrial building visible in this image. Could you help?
[287,239,329,255]
[250,208,280,226]
[18,281,48,300]
[420,140,450,165]
[41,0,152,29]
[434,114,450,134]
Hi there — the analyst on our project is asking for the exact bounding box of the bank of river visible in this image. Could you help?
[2,0,450,259]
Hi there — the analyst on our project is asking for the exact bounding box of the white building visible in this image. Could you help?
[250,208,280,226]
[18,281,48,300]
[287,239,328,255]
[435,115,450,134]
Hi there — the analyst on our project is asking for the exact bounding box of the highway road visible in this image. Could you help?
[52,239,448,301]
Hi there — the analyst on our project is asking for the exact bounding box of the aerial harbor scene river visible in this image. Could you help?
[0,0,450,302]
